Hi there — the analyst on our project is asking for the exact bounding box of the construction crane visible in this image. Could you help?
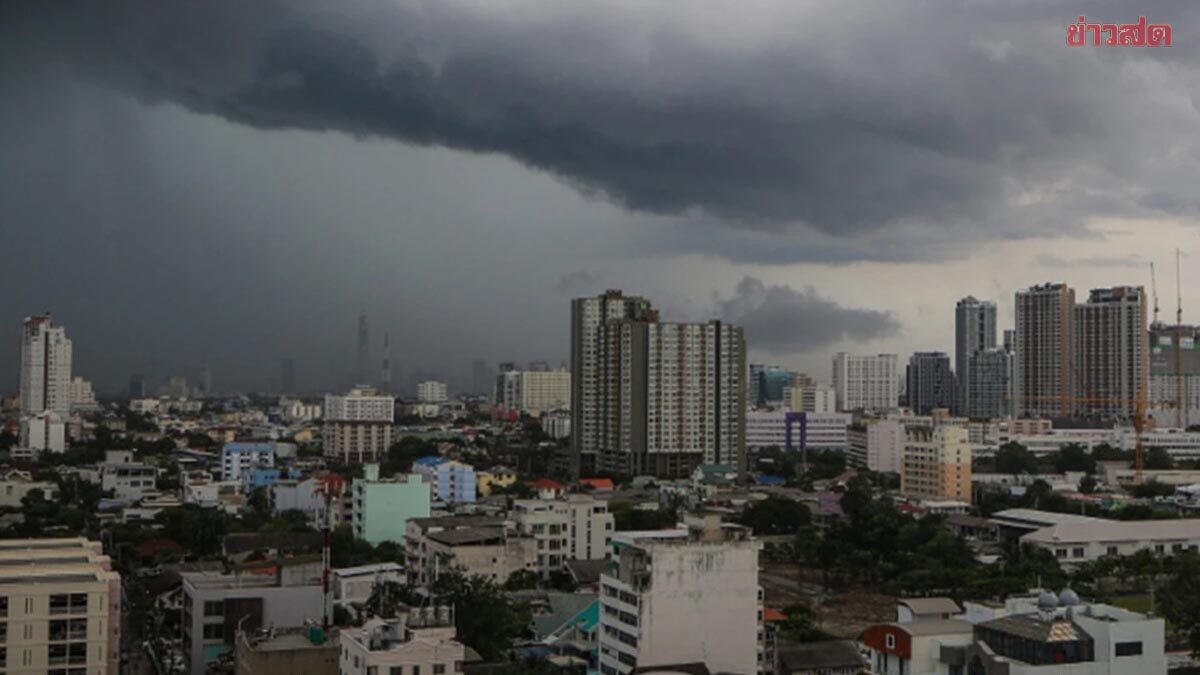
[1009,391,1182,485]
[315,472,346,631]
[1150,262,1161,326]
[1177,248,1184,429]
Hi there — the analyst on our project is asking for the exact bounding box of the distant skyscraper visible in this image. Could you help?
[356,314,369,385]
[380,333,392,393]
[128,374,146,399]
[20,315,73,418]
[832,353,899,412]
[470,359,488,396]
[281,358,296,394]
[1014,283,1075,417]
[1074,286,1148,420]
[967,348,1012,419]
[906,351,955,414]
[955,296,997,415]
[200,365,212,396]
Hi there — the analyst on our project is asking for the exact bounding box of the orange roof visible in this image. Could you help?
[531,478,566,490]
[579,478,615,490]
[763,607,787,623]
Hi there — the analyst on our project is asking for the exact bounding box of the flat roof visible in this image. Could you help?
[990,509,1111,529]
[1024,519,1200,545]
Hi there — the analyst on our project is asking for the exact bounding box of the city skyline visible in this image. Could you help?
[4,1,1199,394]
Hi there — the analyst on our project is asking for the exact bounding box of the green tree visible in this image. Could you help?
[1078,474,1098,494]
[430,572,531,661]
[1144,447,1175,470]
[1163,554,1200,656]
[738,497,812,536]
[1054,444,1096,474]
[779,602,826,642]
[995,442,1038,476]
[503,570,541,591]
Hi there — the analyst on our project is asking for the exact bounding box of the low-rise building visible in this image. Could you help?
[352,465,431,546]
[745,411,850,451]
[332,562,406,610]
[598,514,762,675]
[271,477,324,517]
[846,418,904,473]
[181,561,324,674]
[0,469,59,508]
[1023,518,1200,565]
[221,442,277,482]
[234,627,338,675]
[338,606,467,675]
[82,450,159,502]
[412,456,477,505]
[404,515,535,586]
[512,495,615,575]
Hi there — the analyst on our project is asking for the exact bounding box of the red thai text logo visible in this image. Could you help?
[1067,16,1171,46]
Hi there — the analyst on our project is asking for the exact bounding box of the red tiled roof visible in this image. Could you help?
[531,478,566,490]
[578,478,615,490]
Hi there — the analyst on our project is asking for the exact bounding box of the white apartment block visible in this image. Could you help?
[0,471,58,509]
[785,383,836,413]
[587,315,746,479]
[832,353,898,412]
[745,411,850,451]
[901,426,972,504]
[416,380,448,404]
[1074,286,1148,421]
[69,377,98,413]
[512,496,615,574]
[571,290,656,477]
[598,514,762,675]
[0,538,122,675]
[847,418,904,473]
[87,450,158,502]
[495,369,571,414]
[324,387,395,464]
[19,316,72,418]
[21,411,66,455]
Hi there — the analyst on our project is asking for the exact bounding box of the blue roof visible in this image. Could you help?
[414,456,448,466]
[755,474,786,485]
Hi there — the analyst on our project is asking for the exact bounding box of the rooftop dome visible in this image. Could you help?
[1059,588,1081,606]
[1037,591,1059,609]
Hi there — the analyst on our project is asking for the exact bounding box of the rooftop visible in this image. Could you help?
[426,526,508,546]
[1024,518,1200,544]
[888,619,973,637]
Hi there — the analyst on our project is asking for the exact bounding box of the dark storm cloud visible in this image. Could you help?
[554,271,602,294]
[718,277,900,355]
[7,0,1200,258]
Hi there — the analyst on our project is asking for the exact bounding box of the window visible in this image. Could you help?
[886,633,896,649]
[1115,641,1143,657]
[202,623,225,640]
[49,594,87,615]
[1055,549,1067,558]
[1072,547,1085,558]
[390,668,403,675]
[203,600,224,617]
[49,619,86,641]
[1107,546,1119,556]
[434,667,446,675]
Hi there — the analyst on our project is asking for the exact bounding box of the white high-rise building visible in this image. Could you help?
[598,513,762,675]
[955,296,997,415]
[494,368,571,414]
[324,387,395,464]
[832,353,898,412]
[415,380,448,404]
[70,376,99,412]
[784,383,836,413]
[571,290,655,477]
[19,315,73,418]
[1014,283,1075,417]
[1074,286,1148,420]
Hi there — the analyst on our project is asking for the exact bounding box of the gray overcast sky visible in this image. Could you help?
[3,1,1200,395]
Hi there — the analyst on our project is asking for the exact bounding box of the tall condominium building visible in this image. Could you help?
[906,351,955,415]
[966,348,1012,419]
[1014,283,1075,417]
[494,368,571,414]
[415,380,448,404]
[570,290,656,477]
[955,296,997,415]
[598,513,762,675]
[596,319,745,478]
[0,538,122,675]
[323,387,395,464]
[832,353,899,412]
[1074,286,1148,420]
[847,418,904,473]
[784,383,836,413]
[900,426,972,504]
[19,315,73,418]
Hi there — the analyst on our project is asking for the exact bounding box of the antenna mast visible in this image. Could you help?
[1151,262,1160,325]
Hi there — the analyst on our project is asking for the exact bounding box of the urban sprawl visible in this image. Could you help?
[9,282,1200,675]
